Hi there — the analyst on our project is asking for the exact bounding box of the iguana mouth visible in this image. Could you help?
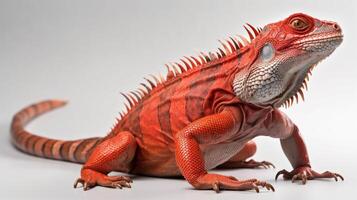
[292,33,343,52]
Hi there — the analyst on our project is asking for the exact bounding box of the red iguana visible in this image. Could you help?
[11,13,344,193]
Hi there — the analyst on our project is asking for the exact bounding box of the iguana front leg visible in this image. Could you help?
[174,110,274,193]
[276,126,344,184]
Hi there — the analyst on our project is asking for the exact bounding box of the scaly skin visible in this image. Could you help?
[11,13,344,193]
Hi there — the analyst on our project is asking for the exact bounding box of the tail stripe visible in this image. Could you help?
[73,139,91,162]
[25,135,37,154]
[13,130,26,151]
[30,136,42,155]
[76,139,100,163]
[51,140,66,160]
[73,138,97,163]
[42,139,56,158]
[68,140,82,162]
[87,140,101,156]
[19,132,31,151]
[34,138,47,157]
[60,141,73,161]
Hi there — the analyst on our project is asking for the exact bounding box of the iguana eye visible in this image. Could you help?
[290,18,309,31]
[261,43,274,61]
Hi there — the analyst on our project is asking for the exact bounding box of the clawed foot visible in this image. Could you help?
[275,166,344,184]
[218,159,275,169]
[193,174,275,193]
[239,159,275,169]
[74,170,133,191]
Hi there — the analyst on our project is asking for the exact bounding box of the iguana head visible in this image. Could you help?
[233,13,343,108]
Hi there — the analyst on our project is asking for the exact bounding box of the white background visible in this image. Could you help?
[0,0,356,199]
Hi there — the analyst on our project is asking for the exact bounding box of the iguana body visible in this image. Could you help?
[11,13,344,192]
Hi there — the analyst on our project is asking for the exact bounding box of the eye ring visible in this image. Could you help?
[289,17,309,31]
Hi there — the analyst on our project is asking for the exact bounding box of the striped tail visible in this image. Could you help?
[11,100,102,164]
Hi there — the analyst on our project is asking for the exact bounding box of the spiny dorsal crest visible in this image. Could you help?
[117,23,261,120]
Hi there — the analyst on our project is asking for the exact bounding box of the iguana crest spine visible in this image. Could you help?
[117,23,262,121]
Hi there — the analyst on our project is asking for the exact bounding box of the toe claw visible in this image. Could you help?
[333,175,338,182]
[113,182,123,189]
[264,161,276,169]
[336,173,344,181]
[74,178,83,188]
[123,176,133,183]
[213,182,220,193]
[256,181,275,192]
[275,169,288,180]
[265,183,275,192]
[252,183,260,193]
[302,176,307,184]
[259,163,267,169]
[110,180,132,189]
[83,182,89,191]
[291,174,298,183]
[123,182,131,188]
[268,184,275,192]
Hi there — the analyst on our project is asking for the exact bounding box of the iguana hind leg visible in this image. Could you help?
[74,131,137,191]
[217,141,275,169]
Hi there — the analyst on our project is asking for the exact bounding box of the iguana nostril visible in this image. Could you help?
[333,23,340,31]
